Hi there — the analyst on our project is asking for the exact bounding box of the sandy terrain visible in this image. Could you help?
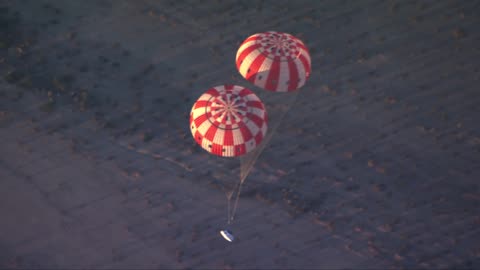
[1,0,480,269]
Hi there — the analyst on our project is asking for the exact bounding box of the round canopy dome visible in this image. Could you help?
[236,31,311,92]
[190,85,268,157]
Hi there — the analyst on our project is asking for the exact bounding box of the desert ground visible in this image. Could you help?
[1,0,480,269]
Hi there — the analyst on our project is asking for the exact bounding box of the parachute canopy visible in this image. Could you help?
[236,31,311,92]
[190,85,268,157]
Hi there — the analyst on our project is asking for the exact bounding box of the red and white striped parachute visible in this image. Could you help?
[236,31,311,92]
[190,85,268,157]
